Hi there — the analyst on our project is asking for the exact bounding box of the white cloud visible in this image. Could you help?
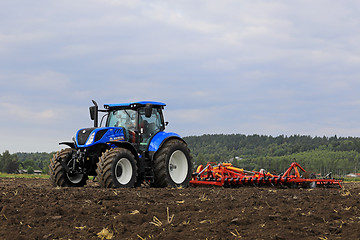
[168,108,215,123]
[0,71,70,92]
[0,102,55,123]
[1,0,360,152]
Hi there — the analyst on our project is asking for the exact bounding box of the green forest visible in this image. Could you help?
[183,134,360,176]
[0,151,53,174]
[1,134,360,176]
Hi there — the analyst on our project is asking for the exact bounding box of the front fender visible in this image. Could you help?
[59,141,77,149]
[107,141,139,160]
[148,131,185,152]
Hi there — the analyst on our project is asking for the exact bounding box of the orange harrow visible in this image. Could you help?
[190,162,342,188]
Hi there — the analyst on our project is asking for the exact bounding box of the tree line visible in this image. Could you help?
[183,134,360,176]
[0,150,20,173]
[1,134,360,176]
[0,151,53,174]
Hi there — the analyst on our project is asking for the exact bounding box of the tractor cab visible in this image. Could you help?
[102,101,166,150]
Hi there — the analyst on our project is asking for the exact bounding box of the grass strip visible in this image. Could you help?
[0,173,50,179]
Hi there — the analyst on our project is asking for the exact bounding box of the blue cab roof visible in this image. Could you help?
[104,101,166,109]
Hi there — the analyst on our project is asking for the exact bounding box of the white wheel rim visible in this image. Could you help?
[168,150,188,184]
[115,158,133,185]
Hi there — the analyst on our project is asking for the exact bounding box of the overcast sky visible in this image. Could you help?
[1,0,360,153]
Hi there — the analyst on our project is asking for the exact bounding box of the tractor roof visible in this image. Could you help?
[104,101,166,110]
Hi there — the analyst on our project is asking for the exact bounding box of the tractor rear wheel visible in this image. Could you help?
[96,148,137,188]
[49,148,88,187]
[153,139,192,188]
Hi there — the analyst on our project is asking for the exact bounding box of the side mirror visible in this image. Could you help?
[89,100,98,127]
[89,106,97,120]
[145,104,153,118]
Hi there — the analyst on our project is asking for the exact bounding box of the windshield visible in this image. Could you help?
[107,109,137,131]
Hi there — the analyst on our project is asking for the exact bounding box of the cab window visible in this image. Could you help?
[107,109,137,131]
[139,108,164,141]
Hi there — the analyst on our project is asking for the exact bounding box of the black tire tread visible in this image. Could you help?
[49,148,87,187]
[96,148,137,188]
[153,139,191,187]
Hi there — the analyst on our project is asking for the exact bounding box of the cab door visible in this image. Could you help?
[138,107,165,150]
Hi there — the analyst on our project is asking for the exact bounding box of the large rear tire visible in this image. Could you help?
[153,139,192,187]
[49,148,88,187]
[96,148,137,188]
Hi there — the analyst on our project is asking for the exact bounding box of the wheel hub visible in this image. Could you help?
[115,158,133,185]
[168,150,188,184]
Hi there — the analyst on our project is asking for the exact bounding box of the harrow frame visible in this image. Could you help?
[190,162,342,188]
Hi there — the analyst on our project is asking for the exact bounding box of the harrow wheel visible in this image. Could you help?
[308,173,317,188]
[49,148,88,187]
[153,139,192,187]
[96,148,137,188]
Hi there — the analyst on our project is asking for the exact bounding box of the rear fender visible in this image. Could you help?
[148,132,186,154]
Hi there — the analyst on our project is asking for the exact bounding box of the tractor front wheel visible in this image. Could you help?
[96,148,137,188]
[153,139,192,188]
[49,148,88,187]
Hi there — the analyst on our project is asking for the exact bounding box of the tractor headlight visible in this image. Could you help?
[85,132,95,145]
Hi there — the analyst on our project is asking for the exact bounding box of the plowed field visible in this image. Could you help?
[0,178,359,240]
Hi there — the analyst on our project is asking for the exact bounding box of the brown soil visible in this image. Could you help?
[0,178,359,240]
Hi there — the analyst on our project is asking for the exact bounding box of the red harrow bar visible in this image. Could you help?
[190,162,342,188]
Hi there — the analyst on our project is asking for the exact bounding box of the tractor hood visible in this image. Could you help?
[75,127,125,147]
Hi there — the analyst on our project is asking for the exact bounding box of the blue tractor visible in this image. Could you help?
[49,100,192,188]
